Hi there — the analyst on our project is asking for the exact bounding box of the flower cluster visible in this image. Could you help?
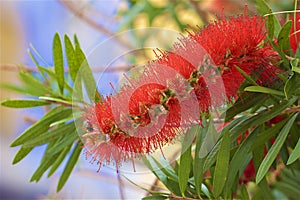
[290,7,300,53]
[82,7,280,170]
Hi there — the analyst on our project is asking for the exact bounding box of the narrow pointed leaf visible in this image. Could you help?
[53,33,64,94]
[1,99,50,108]
[12,147,34,164]
[287,138,300,165]
[30,140,59,182]
[142,196,168,200]
[235,65,258,86]
[203,116,247,171]
[250,118,288,151]
[256,113,299,183]
[142,156,181,196]
[48,143,73,177]
[244,86,284,96]
[46,131,78,156]
[193,125,205,197]
[284,72,300,99]
[10,106,72,147]
[213,130,230,197]
[178,127,196,196]
[19,72,52,96]
[75,47,97,101]
[278,20,292,53]
[256,0,281,37]
[199,119,219,158]
[30,151,61,182]
[267,13,275,39]
[240,184,250,200]
[57,142,82,192]
[230,96,297,141]
[224,128,259,196]
[291,58,300,74]
[64,34,78,82]
[224,93,266,121]
[23,122,76,148]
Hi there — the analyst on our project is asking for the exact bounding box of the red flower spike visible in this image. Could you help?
[290,7,300,53]
[82,7,280,171]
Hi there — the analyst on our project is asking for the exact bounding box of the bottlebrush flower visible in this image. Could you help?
[290,7,300,53]
[83,79,182,169]
[82,7,280,170]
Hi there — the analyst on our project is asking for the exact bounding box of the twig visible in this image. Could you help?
[23,116,38,124]
[0,64,133,73]
[59,0,115,37]
[58,0,151,60]
[188,0,210,24]
[59,0,141,52]
[147,177,160,196]
[169,194,202,200]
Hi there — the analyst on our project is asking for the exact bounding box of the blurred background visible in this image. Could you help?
[0,0,295,199]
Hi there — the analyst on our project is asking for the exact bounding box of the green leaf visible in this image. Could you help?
[203,116,247,171]
[256,0,281,37]
[38,96,72,106]
[57,142,82,192]
[284,72,300,99]
[230,96,297,141]
[224,93,266,121]
[12,147,33,164]
[23,122,76,148]
[281,168,300,186]
[1,99,50,108]
[250,118,288,151]
[240,184,250,200]
[244,86,284,96]
[142,196,168,200]
[10,106,72,147]
[193,125,205,197]
[235,65,259,86]
[30,139,60,182]
[213,130,230,198]
[224,128,259,196]
[256,113,299,184]
[252,140,274,199]
[199,119,219,158]
[28,50,51,83]
[0,83,28,94]
[19,72,52,96]
[178,128,196,197]
[64,34,78,82]
[152,156,178,182]
[48,143,73,177]
[287,138,300,165]
[30,151,60,182]
[278,20,292,54]
[28,49,74,94]
[273,181,300,199]
[267,13,275,39]
[75,47,97,101]
[291,59,300,74]
[46,131,78,156]
[53,33,65,94]
[142,156,181,196]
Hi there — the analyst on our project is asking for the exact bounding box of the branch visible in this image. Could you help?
[188,0,210,24]
[0,64,133,73]
[59,0,115,37]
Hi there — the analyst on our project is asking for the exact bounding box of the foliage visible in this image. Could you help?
[1,0,300,199]
[1,34,90,192]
